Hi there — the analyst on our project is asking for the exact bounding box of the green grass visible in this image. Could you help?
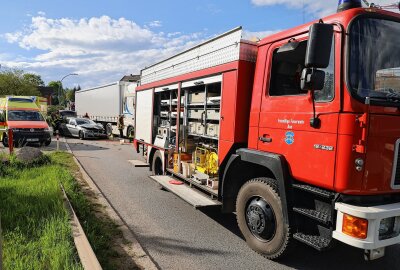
[0,153,83,270]
[0,151,128,270]
[51,152,124,270]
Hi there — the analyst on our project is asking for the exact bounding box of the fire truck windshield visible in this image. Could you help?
[349,17,400,104]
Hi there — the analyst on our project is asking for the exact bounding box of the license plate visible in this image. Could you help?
[26,138,39,142]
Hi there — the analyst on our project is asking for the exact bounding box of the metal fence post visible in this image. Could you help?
[0,215,3,270]
[7,129,13,154]
[56,130,60,151]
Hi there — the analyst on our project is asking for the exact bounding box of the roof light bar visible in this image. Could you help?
[337,0,362,12]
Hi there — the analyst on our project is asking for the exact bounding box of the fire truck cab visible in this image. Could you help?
[134,2,400,261]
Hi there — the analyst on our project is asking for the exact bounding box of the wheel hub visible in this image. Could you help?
[246,197,276,241]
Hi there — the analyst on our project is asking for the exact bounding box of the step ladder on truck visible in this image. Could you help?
[133,0,400,261]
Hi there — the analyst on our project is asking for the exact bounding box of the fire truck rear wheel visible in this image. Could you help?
[236,177,292,260]
[152,150,164,176]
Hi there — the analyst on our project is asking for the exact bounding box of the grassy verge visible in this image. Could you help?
[0,151,138,270]
[52,152,137,270]
[0,153,82,270]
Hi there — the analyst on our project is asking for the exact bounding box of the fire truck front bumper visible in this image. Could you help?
[333,202,400,260]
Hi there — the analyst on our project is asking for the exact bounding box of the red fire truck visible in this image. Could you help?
[133,1,400,260]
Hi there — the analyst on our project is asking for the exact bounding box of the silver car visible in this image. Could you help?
[64,118,107,139]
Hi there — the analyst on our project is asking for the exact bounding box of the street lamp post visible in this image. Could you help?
[59,73,78,107]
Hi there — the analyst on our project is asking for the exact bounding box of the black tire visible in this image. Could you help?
[152,150,164,175]
[2,133,8,147]
[236,177,293,260]
[105,123,113,137]
[44,140,51,146]
[79,131,85,140]
[126,126,134,139]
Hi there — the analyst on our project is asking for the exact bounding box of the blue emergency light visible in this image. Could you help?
[337,0,362,12]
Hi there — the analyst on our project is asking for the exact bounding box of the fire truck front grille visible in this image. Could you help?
[391,139,400,188]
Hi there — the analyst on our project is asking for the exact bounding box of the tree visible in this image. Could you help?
[23,73,44,87]
[47,81,63,106]
[0,69,40,96]
[66,88,76,102]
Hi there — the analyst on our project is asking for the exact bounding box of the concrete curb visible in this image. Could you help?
[63,138,159,270]
[61,184,102,270]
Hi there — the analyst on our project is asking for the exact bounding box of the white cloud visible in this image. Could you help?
[37,11,46,16]
[2,14,281,88]
[3,15,207,88]
[148,20,162,28]
[251,0,399,17]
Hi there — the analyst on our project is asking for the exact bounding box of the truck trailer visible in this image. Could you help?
[75,78,138,137]
[133,2,400,260]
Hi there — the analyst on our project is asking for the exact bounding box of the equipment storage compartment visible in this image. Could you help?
[206,109,220,121]
[206,123,219,137]
[188,122,197,134]
[161,99,170,106]
[188,109,204,119]
[195,122,205,135]
[188,92,206,104]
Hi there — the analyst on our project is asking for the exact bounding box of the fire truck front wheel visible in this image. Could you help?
[236,177,292,260]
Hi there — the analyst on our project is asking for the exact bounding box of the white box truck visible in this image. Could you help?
[75,78,138,137]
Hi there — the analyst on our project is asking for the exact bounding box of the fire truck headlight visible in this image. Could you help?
[379,217,400,240]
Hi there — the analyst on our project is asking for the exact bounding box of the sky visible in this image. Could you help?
[0,0,397,88]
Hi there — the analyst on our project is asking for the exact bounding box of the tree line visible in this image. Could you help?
[0,68,80,105]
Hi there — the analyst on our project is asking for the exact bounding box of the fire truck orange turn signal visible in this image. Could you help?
[342,214,368,239]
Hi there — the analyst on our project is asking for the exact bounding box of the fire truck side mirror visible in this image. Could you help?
[305,23,333,69]
[300,68,325,91]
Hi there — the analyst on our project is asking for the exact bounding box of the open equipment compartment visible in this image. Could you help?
[134,26,258,198]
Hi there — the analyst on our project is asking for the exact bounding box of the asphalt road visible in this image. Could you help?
[66,137,400,270]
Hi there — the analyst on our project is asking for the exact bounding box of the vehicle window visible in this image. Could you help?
[8,110,44,121]
[76,119,94,125]
[69,119,76,125]
[0,111,5,122]
[349,18,400,101]
[269,39,334,101]
[61,111,77,117]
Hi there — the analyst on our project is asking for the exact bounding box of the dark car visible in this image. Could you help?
[59,110,77,121]
[62,118,107,139]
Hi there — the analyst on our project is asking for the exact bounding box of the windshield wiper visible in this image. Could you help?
[368,88,400,103]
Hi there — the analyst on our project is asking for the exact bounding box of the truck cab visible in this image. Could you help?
[0,96,51,147]
[235,7,400,260]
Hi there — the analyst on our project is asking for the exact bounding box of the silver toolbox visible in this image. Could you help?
[188,91,206,104]
[158,127,169,136]
[172,97,185,105]
[206,123,219,137]
[195,122,205,135]
[161,120,169,126]
[188,109,204,119]
[206,109,220,121]
[161,99,170,106]
[171,111,183,118]
[188,122,197,134]
[188,92,219,104]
